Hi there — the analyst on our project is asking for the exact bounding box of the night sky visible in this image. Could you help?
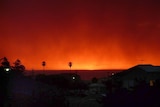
[1,0,160,70]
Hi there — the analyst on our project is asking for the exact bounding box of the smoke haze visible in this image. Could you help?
[1,0,160,70]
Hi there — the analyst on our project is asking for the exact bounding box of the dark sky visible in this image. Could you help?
[1,0,160,70]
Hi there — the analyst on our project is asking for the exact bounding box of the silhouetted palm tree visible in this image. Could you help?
[68,62,72,70]
[42,61,46,73]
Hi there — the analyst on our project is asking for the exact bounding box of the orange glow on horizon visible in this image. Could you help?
[3,49,160,70]
[1,0,160,70]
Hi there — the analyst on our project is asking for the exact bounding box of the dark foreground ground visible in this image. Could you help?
[1,70,160,107]
[1,86,160,107]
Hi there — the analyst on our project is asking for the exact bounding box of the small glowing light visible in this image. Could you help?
[4,68,10,72]
[150,80,154,86]
[72,76,75,80]
[112,73,114,75]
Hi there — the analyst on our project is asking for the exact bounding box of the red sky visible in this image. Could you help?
[1,0,160,70]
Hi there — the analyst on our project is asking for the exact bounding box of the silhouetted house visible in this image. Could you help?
[112,64,160,89]
[88,83,106,95]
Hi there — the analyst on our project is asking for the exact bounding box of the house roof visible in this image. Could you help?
[111,64,160,79]
[136,64,160,72]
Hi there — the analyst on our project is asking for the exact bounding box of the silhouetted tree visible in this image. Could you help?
[42,61,46,73]
[0,57,10,67]
[0,57,11,106]
[68,62,72,70]
[12,59,25,73]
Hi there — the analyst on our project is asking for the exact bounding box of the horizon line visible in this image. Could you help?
[25,69,126,71]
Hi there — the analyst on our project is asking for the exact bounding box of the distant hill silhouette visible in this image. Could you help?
[25,69,123,80]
